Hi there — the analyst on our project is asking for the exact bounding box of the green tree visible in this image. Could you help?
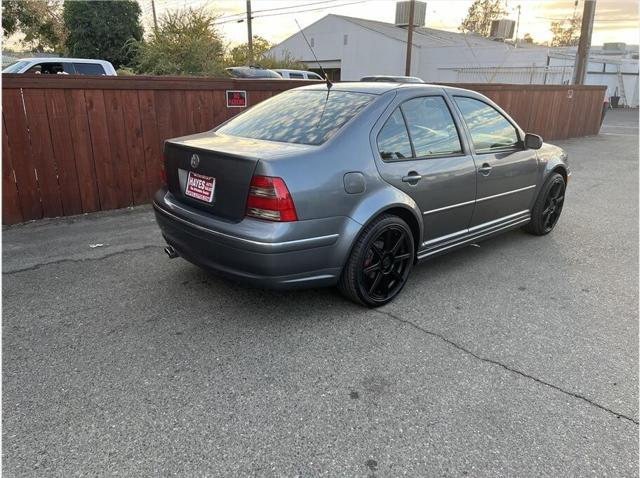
[523,33,534,44]
[2,0,66,52]
[459,0,507,37]
[550,16,581,47]
[131,7,225,76]
[63,0,142,68]
[226,35,271,66]
[225,35,307,70]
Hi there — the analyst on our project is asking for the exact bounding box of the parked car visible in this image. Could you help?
[274,69,324,80]
[2,57,116,75]
[361,75,424,83]
[225,66,282,79]
[154,82,569,306]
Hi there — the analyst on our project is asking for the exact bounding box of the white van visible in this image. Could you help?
[3,58,117,76]
[273,69,323,80]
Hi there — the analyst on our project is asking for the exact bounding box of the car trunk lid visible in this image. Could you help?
[164,132,309,222]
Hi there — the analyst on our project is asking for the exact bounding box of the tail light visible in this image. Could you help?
[160,154,167,186]
[246,175,298,222]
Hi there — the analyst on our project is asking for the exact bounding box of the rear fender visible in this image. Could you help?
[339,185,423,265]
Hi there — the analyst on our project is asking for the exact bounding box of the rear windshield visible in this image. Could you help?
[217,90,374,145]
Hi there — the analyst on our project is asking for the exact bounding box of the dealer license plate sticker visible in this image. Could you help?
[185,171,215,203]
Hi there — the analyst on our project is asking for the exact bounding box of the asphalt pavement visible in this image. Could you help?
[3,109,638,477]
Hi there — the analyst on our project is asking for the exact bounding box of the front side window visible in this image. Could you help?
[27,62,65,74]
[377,109,413,160]
[217,90,373,145]
[400,96,462,157]
[454,96,520,152]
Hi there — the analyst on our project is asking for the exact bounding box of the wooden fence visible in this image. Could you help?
[2,75,606,225]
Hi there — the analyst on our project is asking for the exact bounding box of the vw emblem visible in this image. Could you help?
[190,154,200,169]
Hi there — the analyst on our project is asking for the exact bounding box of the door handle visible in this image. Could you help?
[402,172,422,183]
[478,163,492,176]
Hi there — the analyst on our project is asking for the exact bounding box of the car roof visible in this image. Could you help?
[227,66,275,70]
[298,81,446,95]
[16,57,111,63]
[361,75,423,82]
[274,69,317,74]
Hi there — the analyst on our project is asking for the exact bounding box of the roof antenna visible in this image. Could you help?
[295,19,332,90]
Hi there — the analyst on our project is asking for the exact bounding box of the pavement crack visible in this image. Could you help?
[377,310,639,426]
[3,245,161,275]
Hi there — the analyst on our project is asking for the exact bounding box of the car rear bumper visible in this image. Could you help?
[153,189,360,289]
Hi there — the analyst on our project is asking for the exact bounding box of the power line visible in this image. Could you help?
[254,0,358,14]
[214,0,370,24]
[139,0,372,28]
[536,16,636,22]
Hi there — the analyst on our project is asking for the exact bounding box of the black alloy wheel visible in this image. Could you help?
[541,178,565,232]
[339,215,415,306]
[523,172,566,236]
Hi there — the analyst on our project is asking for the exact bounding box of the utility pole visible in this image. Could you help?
[151,0,158,36]
[404,0,415,76]
[573,0,597,85]
[514,4,521,48]
[246,0,254,65]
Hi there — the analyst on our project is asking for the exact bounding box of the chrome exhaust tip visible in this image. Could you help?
[164,246,179,259]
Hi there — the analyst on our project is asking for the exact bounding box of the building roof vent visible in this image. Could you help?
[395,1,426,27]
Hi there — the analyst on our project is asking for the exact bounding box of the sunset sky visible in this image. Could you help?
[145,0,639,47]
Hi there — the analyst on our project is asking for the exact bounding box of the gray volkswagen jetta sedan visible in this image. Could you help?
[154,82,569,306]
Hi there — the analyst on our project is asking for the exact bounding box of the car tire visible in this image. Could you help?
[523,172,566,236]
[338,214,414,307]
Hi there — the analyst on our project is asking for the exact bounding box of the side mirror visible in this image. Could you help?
[524,133,543,150]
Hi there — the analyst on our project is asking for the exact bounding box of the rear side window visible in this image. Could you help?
[454,96,520,152]
[217,90,373,145]
[73,63,106,75]
[400,96,462,157]
[309,72,322,80]
[377,109,413,160]
[289,72,304,79]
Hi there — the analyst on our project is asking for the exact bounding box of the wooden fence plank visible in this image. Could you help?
[65,89,100,212]
[169,90,189,137]
[103,90,134,208]
[557,90,575,140]
[138,90,163,198]
[2,118,24,224]
[45,89,83,216]
[211,90,228,126]
[21,89,64,218]
[2,89,42,220]
[507,91,531,132]
[198,90,215,131]
[568,90,588,138]
[121,90,148,205]
[85,89,119,210]
[154,90,174,146]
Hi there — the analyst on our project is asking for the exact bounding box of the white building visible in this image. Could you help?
[268,7,639,107]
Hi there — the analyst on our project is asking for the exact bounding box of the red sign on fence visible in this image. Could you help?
[226,90,247,108]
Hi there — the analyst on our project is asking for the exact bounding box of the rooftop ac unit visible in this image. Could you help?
[490,19,516,39]
[603,42,626,52]
[395,1,426,27]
